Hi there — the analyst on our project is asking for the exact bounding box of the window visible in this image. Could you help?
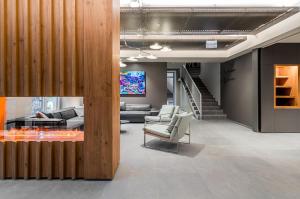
[32,97,60,114]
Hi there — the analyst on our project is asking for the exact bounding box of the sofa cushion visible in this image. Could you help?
[144,125,170,138]
[120,102,126,111]
[125,104,151,111]
[60,109,78,120]
[159,105,175,118]
[51,112,62,119]
[43,112,54,118]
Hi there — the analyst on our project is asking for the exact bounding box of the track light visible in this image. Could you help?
[147,54,157,60]
[150,43,163,50]
[127,57,138,62]
[136,53,145,59]
[161,46,172,52]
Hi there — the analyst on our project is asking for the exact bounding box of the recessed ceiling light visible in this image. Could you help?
[120,61,127,68]
[161,46,172,52]
[147,54,157,60]
[150,43,162,50]
[127,57,138,62]
[129,0,140,8]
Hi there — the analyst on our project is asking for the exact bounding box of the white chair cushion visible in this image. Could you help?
[167,114,179,132]
[158,105,175,118]
[145,116,172,122]
[144,124,170,138]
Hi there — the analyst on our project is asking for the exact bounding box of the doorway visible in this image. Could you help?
[167,70,177,105]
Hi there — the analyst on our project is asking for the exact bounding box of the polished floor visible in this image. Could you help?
[1,119,300,199]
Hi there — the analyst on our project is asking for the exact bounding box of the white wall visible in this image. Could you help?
[6,97,33,120]
[200,63,221,105]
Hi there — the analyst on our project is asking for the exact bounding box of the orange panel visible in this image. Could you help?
[0,98,5,130]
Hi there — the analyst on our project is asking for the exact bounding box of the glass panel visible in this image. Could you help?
[0,97,84,142]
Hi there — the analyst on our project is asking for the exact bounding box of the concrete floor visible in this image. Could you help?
[1,119,300,199]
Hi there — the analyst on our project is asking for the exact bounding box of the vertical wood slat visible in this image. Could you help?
[59,0,65,96]
[71,141,76,179]
[30,0,42,96]
[59,142,64,179]
[76,0,84,96]
[23,0,31,96]
[35,142,41,179]
[0,142,5,179]
[0,0,7,96]
[11,142,17,179]
[47,142,53,179]
[42,0,53,96]
[23,142,29,179]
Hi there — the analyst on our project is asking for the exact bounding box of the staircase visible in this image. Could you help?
[193,78,227,120]
[185,63,227,120]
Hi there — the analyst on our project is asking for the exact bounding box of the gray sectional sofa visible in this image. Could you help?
[6,108,84,130]
[120,102,159,123]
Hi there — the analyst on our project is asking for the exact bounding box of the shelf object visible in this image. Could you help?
[274,65,300,108]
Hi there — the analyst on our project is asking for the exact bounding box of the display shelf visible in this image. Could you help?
[274,65,299,108]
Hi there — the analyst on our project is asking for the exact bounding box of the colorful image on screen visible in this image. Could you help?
[120,71,146,95]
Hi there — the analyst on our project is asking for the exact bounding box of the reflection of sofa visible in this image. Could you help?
[120,102,159,123]
[6,108,84,130]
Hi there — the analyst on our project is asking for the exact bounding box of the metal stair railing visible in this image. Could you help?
[182,65,202,119]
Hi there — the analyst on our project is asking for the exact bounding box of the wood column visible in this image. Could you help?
[83,0,120,179]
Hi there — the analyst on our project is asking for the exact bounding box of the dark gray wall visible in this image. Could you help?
[121,62,167,109]
[221,50,259,131]
[261,43,300,132]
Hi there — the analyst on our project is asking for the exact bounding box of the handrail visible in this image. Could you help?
[181,65,202,119]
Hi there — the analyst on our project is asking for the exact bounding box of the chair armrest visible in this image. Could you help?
[149,109,160,116]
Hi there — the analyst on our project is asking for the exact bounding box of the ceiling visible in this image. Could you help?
[121,7,298,35]
[120,7,299,52]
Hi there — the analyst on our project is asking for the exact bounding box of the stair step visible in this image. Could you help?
[202,101,218,106]
[203,110,224,115]
[202,106,221,110]
[202,96,214,99]
[202,114,227,120]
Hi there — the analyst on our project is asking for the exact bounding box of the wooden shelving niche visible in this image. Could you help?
[274,65,300,108]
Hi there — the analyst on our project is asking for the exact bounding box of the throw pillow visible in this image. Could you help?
[36,112,49,119]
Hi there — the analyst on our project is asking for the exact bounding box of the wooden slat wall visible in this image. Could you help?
[0,0,120,180]
[0,0,84,96]
[0,141,84,179]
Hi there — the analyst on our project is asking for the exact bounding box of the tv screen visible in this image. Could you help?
[120,71,146,95]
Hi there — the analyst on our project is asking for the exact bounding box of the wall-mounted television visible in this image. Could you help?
[120,71,146,96]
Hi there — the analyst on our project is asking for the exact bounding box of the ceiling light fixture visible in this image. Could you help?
[161,46,172,52]
[129,0,141,8]
[127,57,138,62]
[147,54,158,60]
[136,53,145,59]
[150,43,163,50]
[120,61,127,68]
